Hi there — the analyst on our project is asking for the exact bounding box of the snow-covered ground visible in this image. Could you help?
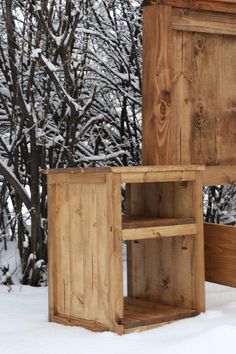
[1,283,236,354]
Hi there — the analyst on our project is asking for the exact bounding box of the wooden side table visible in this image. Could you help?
[47,165,205,334]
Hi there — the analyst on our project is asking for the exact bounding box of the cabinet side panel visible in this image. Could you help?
[68,183,110,325]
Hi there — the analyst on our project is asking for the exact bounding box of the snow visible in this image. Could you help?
[1,283,236,354]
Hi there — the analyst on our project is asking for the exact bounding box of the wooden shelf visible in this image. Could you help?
[122,224,197,241]
[122,216,195,229]
[119,297,198,331]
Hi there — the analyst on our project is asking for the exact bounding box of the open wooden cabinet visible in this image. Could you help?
[142,0,236,287]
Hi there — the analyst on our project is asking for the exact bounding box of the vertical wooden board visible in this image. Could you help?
[68,184,85,320]
[127,183,145,216]
[54,183,71,316]
[216,35,236,164]
[172,236,194,308]
[47,183,57,319]
[107,174,123,329]
[144,183,173,217]
[173,182,194,218]
[81,184,98,321]
[127,240,146,298]
[191,33,221,165]
[96,183,110,326]
[172,30,193,165]
[142,4,173,165]
[192,172,205,311]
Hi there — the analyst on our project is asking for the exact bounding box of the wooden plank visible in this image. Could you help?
[205,223,236,287]
[47,183,57,320]
[107,173,124,330]
[69,184,85,320]
[142,4,174,165]
[123,224,197,241]
[123,216,195,229]
[202,166,236,186]
[47,173,106,185]
[173,8,236,36]
[112,165,205,173]
[53,184,71,317]
[120,297,198,329]
[124,321,170,334]
[121,171,196,183]
[80,184,98,321]
[45,167,111,174]
[51,315,109,333]
[96,183,110,326]
[192,172,205,312]
[143,1,236,14]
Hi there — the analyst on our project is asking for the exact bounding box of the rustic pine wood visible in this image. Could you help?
[122,216,195,229]
[204,223,236,287]
[143,0,236,290]
[120,297,198,329]
[126,173,205,312]
[202,166,236,186]
[47,166,205,333]
[123,224,197,241]
[143,0,236,14]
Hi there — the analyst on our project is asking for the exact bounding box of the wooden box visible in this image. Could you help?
[47,165,205,334]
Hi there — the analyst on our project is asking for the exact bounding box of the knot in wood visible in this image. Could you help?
[194,39,204,55]
[194,103,206,130]
[159,90,171,122]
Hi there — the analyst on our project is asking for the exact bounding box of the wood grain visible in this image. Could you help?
[173,8,236,36]
[142,4,173,165]
[122,216,195,229]
[205,223,236,287]
[143,0,236,14]
[202,166,236,186]
[120,297,198,329]
[123,224,197,241]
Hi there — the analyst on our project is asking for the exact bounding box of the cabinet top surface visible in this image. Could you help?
[46,165,205,175]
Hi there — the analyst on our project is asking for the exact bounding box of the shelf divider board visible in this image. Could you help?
[122,224,197,241]
[122,216,195,229]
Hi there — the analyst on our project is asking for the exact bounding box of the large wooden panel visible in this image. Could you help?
[143,4,236,166]
[48,181,111,327]
[142,4,173,165]
[205,223,236,287]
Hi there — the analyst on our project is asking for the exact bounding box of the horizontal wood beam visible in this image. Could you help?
[172,8,236,36]
[143,0,236,14]
[202,166,236,186]
[120,171,196,183]
[122,223,197,241]
[122,216,195,229]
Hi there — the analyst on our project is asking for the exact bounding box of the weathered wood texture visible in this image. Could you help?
[142,2,236,290]
[143,4,236,166]
[143,1,236,14]
[205,223,236,287]
[47,171,123,331]
[48,166,205,333]
[126,173,205,312]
